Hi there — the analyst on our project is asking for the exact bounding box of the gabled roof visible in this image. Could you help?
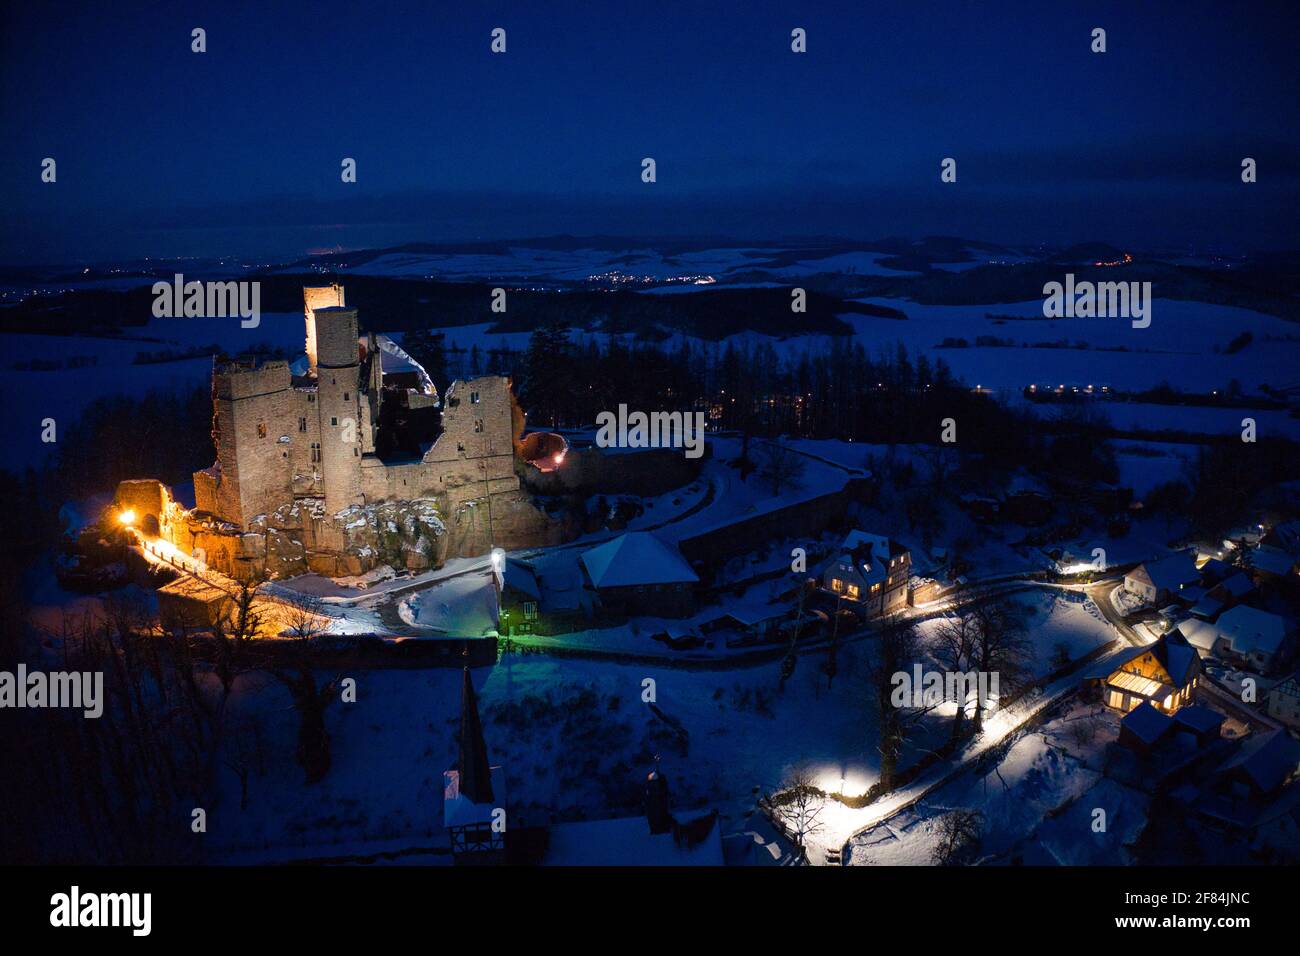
[1132,552,1200,593]
[1214,605,1288,658]
[1121,701,1174,745]
[1251,546,1298,577]
[496,558,541,600]
[1208,572,1254,600]
[1147,630,1200,688]
[1172,704,1226,736]
[1216,730,1300,794]
[580,532,699,589]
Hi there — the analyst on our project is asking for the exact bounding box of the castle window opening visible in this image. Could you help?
[257,422,267,439]
[343,392,349,401]
[474,420,484,433]
[470,391,480,404]
[298,417,307,432]
[311,442,321,463]
[330,417,339,427]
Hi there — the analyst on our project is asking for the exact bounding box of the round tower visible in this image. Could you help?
[311,306,363,513]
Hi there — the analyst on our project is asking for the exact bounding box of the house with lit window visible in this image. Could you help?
[1086,630,1201,714]
[821,530,911,617]
[1122,551,1201,606]
[1265,671,1300,730]
[494,556,586,636]
[1177,605,1290,673]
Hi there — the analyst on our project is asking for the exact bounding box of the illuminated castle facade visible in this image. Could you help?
[194,284,524,528]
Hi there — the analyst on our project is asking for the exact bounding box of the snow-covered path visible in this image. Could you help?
[801,641,1130,865]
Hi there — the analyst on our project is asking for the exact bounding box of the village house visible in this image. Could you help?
[820,530,911,616]
[1086,630,1201,714]
[579,531,699,619]
[1265,671,1300,730]
[1171,729,1300,832]
[493,556,585,636]
[1118,701,1226,757]
[1177,605,1290,673]
[1123,551,1200,606]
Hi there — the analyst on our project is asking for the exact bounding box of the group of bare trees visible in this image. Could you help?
[930,593,1031,741]
[4,579,344,864]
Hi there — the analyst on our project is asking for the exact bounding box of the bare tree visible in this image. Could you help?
[757,441,807,497]
[868,616,928,791]
[211,581,266,705]
[930,808,983,865]
[968,596,1032,733]
[930,609,980,742]
[269,596,343,785]
[774,763,823,857]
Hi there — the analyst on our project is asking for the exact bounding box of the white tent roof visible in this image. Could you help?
[580,532,699,589]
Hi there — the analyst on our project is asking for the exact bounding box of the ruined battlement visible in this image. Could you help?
[189,285,555,564]
[213,360,292,401]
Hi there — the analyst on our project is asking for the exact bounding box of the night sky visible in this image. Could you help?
[2,0,1297,264]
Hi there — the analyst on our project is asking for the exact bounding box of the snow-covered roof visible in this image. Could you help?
[1130,552,1200,592]
[496,558,541,600]
[580,532,699,589]
[1177,618,1220,653]
[1214,605,1288,658]
[1209,572,1254,600]
[1172,704,1225,736]
[1215,730,1300,794]
[1251,546,1298,577]
[1121,701,1174,745]
[375,334,436,396]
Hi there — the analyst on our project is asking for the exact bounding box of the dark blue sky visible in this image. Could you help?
[3,0,1297,264]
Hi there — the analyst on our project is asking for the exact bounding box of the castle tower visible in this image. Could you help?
[195,359,294,527]
[303,284,345,373]
[311,305,364,514]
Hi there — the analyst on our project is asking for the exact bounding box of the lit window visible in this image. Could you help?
[256,422,267,439]
[470,391,480,404]
[846,584,860,600]
[523,602,537,620]
[310,442,321,463]
[830,578,844,593]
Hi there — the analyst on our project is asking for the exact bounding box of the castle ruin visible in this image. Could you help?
[117,284,565,581]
